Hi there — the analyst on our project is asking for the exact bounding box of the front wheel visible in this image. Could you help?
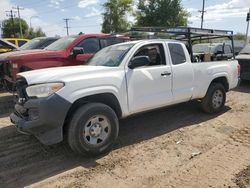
[201,83,226,114]
[67,103,119,156]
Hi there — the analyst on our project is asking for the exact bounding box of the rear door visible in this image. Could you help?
[168,43,194,103]
[126,42,173,113]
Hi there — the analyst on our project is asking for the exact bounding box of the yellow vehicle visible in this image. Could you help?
[3,38,29,47]
[0,39,19,53]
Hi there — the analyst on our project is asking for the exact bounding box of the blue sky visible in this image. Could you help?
[0,0,249,37]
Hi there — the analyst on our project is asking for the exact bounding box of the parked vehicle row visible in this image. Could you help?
[10,39,240,156]
[0,39,19,53]
[0,34,129,89]
[3,38,29,47]
[19,37,60,50]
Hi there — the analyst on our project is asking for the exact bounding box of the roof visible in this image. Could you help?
[32,37,60,40]
[112,39,183,47]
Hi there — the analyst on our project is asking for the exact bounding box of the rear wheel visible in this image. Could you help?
[67,103,119,156]
[201,83,226,114]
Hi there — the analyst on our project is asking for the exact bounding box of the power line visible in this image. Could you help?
[5,10,17,36]
[63,18,71,36]
[13,6,24,38]
[199,0,206,29]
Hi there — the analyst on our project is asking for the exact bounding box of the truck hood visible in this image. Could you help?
[18,65,117,85]
[0,49,64,61]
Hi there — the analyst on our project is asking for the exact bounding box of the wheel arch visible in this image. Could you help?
[209,76,229,92]
[63,92,122,136]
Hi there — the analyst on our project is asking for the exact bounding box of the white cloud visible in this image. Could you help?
[72,16,82,20]
[78,0,99,9]
[84,7,101,17]
[0,0,37,25]
[0,0,64,37]
[48,0,65,9]
[188,0,250,23]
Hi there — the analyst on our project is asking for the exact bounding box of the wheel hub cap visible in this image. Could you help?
[212,90,223,109]
[83,115,111,146]
[90,123,102,137]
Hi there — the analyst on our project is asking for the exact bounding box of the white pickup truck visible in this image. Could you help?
[10,39,239,156]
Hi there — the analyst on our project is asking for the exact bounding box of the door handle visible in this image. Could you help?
[161,71,171,76]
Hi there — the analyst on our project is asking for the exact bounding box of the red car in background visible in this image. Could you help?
[0,34,129,89]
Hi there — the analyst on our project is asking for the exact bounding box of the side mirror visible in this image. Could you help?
[72,47,84,56]
[128,56,150,69]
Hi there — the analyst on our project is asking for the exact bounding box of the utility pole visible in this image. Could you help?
[199,0,206,29]
[13,6,24,38]
[246,8,250,45]
[5,10,17,37]
[63,18,71,36]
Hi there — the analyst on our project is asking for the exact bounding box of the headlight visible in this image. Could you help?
[26,82,64,98]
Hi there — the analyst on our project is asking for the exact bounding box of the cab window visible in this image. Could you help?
[76,38,100,54]
[224,45,231,54]
[7,40,16,45]
[168,43,186,65]
[133,43,166,66]
[100,37,126,48]
[0,41,10,48]
[18,40,28,47]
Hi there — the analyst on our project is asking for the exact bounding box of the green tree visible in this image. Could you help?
[136,0,189,27]
[2,18,46,39]
[2,18,28,38]
[234,32,246,40]
[25,27,46,39]
[102,0,133,33]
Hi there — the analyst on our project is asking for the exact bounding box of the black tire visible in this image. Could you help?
[201,83,226,114]
[67,103,119,156]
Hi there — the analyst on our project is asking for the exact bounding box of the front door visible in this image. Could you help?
[126,43,173,114]
[71,37,100,65]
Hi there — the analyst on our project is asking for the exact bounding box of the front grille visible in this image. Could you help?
[16,77,28,102]
[0,60,7,79]
[0,62,3,79]
[0,61,12,78]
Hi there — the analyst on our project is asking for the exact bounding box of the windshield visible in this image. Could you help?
[19,38,44,50]
[240,44,250,54]
[193,44,216,53]
[45,36,77,51]
[88,43,134,67]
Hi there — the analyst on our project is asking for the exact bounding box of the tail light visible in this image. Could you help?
[237,64,240,77]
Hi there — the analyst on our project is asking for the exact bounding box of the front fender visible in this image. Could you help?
[57,85,128,116]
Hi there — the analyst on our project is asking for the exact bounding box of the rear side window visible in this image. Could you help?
[216,45,223,52]
[76,38,100,54]
[100,37,126,48]
[168,43,186,65]
[224,45,231,54]
[39,39,58,49]
[7,40,15,45]
[18,40,27,47]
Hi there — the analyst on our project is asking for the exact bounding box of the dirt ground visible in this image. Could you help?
[0,82,250,188]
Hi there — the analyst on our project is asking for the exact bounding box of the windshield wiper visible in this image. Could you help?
[240,52,250,55]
